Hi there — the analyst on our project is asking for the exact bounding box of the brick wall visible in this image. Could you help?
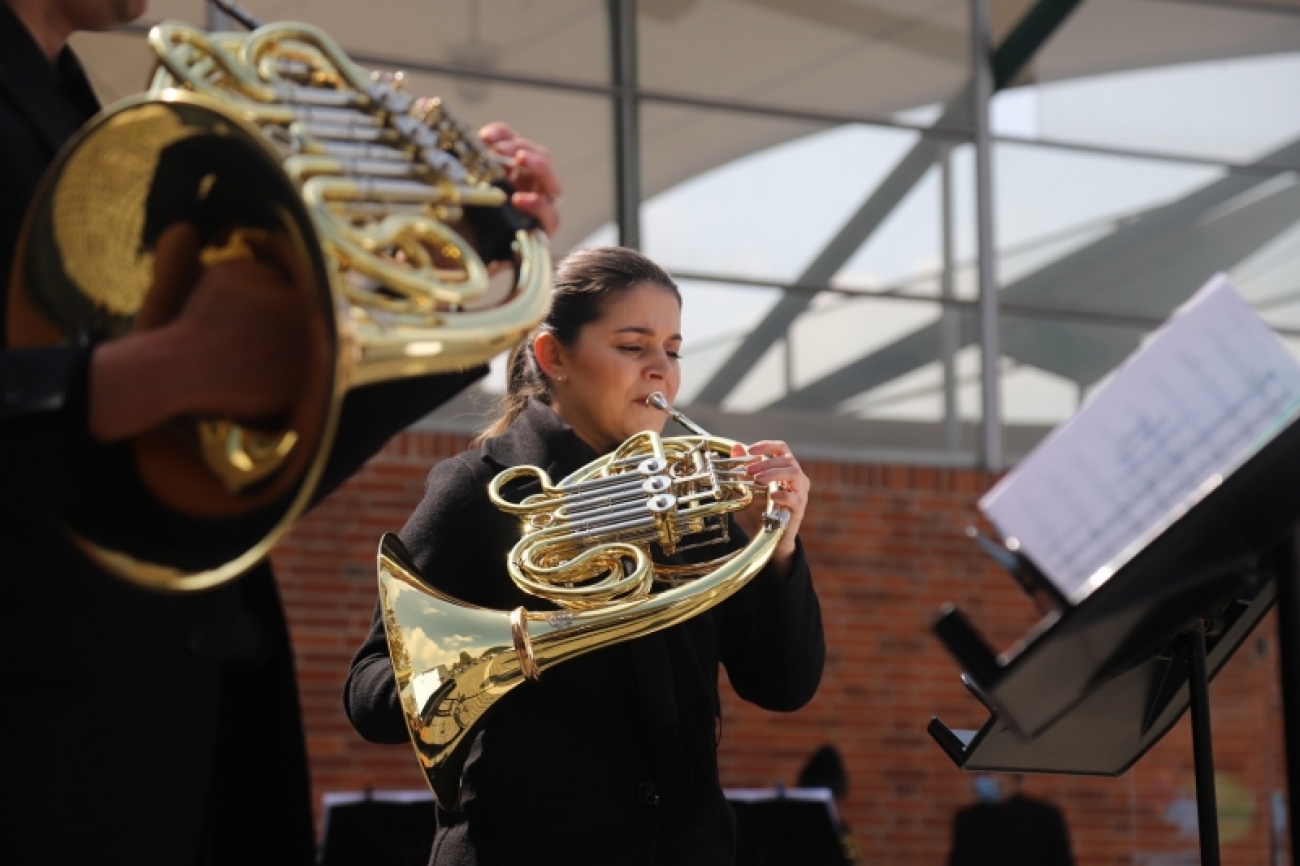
[273,430,1290,864]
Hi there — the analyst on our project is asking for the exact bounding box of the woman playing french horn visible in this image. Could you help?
[345,246,825,865]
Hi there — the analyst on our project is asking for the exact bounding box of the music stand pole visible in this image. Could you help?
[1275,530,1300,863]
[1186,626,1220,865]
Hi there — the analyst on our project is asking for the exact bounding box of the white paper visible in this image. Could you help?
[980,274,1300,604]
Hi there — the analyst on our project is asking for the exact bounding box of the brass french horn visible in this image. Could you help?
[8,13,549,591]
[379,392,789,807]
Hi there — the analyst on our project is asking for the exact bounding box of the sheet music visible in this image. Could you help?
[980,274,1300,603]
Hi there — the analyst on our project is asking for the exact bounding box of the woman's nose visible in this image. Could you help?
[645,349,669,378]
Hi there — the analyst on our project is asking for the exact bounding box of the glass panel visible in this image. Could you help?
[91,2,613,91]
[638,0,976,127]
[639,104,955,280]
[71,29,164,105]
[633,102,980,461]
[141,0,204,22]
[838,142,980,301]
[993,139,1300,454]
[993,137,1300,465]
[1236,215,1300,330]
[993,140,1253,318]
[1014,0,1300,168]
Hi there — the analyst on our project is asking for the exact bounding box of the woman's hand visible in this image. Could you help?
[730,440,810,577]
[479,122,563,237]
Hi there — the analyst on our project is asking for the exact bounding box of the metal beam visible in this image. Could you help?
[971,0,1002,470]
[991,0,1085,89]
[693,0,1083,406]
[941,145,961,451]
[610,0,642,249]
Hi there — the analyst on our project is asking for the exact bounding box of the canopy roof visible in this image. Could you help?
[70,0,1300,249]
[67,0,1300,460]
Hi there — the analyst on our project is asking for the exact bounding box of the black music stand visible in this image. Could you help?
[727,788,850,866]
[319,792,436,866]
[928,413,1300,865]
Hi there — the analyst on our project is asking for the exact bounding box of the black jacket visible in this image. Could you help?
[345,399,825,866]
[948,795,1075,866]
[0,11,480,863]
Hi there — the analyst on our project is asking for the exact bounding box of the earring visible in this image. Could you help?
[556,374,566,383]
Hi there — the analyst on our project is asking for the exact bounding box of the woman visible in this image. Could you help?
[344,246,824,865]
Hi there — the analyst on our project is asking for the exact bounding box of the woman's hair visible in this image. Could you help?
[475,246,680,443]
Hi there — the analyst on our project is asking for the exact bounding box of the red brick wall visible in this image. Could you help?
[273,430,1290,864]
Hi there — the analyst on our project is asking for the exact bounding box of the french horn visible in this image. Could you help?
[379,392,790,807]
[8,11,549,591]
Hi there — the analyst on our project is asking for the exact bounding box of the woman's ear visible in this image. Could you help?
[533,331,565,383]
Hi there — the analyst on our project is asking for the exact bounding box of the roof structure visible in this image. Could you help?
[69,0,1300,462]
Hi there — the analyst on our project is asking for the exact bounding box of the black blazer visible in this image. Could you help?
[0,11,481,863]
[948,795,1075,866]
[345,399,825,866]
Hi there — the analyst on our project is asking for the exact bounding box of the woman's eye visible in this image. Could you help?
[667,350,681,360]
[619,345,643,354]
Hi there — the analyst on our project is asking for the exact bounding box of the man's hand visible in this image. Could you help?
[89,222,326,442]
[480,122,563,237]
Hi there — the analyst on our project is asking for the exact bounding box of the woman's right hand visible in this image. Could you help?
[729,440,811,578]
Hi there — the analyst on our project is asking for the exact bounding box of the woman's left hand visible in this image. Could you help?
[730,440,810,575]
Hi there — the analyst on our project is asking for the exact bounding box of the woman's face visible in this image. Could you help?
[544,282,682,453]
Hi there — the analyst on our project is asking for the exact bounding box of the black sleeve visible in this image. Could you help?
[342,455,484,744]
[0,346,83,420]
[1047,804,1074,866]
[0,346,109,512]
[947,812,970,866]
[342,600,409,744]
[714,529,824,712]
[311,367,485,507]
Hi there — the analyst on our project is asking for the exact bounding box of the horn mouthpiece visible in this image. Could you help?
[646,391,709,437]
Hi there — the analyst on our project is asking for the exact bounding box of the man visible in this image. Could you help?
[948,774,1075,866]
[0,1,560,862]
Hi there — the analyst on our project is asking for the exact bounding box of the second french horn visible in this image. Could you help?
[9,15,549,590]
[379,393,789,808]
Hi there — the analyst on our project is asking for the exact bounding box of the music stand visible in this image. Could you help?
[927,278,1300,865]
[319,790,436,866]
[726,788,850,866]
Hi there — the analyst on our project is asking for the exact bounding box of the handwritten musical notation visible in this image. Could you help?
[980,274,1300,604]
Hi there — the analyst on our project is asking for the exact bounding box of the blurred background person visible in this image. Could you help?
[948,773,1074,866]
[797,744,862,864]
